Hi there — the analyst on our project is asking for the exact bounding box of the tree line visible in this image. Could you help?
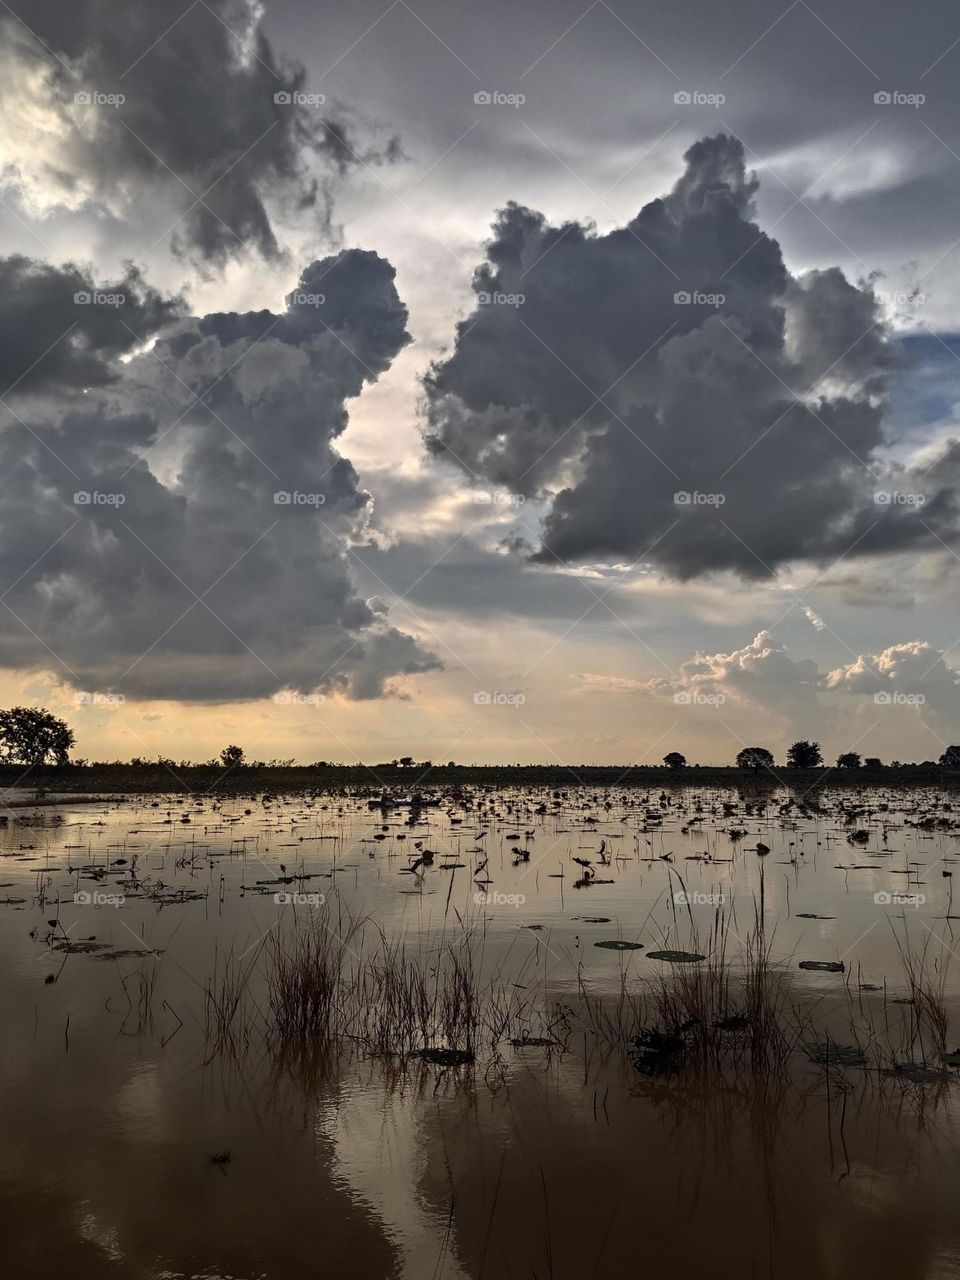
[1,707,959,771]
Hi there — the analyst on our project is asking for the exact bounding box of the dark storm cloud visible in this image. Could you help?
[425,135,960,579]
[0,256,181,394]
[1,0,381,265]
[0,248,438,700]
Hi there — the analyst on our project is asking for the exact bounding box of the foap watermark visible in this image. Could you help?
[874,490,925,506]
[274,491,325,506]
[875,890,925,907]
[474,90,525,108]
[471,489,525,506]
[674,289,725,307]
[274,89,326,106]
[874,90,925,108]
[477,290,524,307]
[74,890,124,907]
[74,290,125,307]
[274,891,325,906]
[74,490,125,507]
[74,89,125,108]
[874,289,926,311]
[74,691,126,707]
[474,891,526,907]
[674,690,726,707]
[874,690,926,707]
[273,690,326,707]
[674,490,725,506]
[289,290,325,307]
[674,890,725,905]
[674,89,725,107]
[474,690,526,707]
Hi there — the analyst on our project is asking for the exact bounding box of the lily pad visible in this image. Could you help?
[796,913,835,920]
[647,949,705,963]
[799,960,845,973]
[805,1041,866,1067]
[410,1047,475,1066]
[594,940,644,951]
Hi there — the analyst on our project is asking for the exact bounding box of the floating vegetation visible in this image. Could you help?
[805,1041,867,1067]
[594,940,644,951]
[798,960,844,973]
[647,950,705,963]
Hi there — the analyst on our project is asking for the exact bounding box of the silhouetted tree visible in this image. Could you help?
[219,744,245,768]
[786,740,823,768]
[398,756,414,768]
[0,706,74,766]
[940,746,960,768]
[663,751,687,769]
[736,746,774,771]
[864,757,882,769]
[836,751,861,769]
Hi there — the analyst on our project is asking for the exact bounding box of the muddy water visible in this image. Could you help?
[2,785,960,1278]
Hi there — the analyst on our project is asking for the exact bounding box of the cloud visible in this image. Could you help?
[644,630,818,719]
[0,0,383,266]
[0,246,439,701]
[425,134,960,578]
[824,640,960,712]
[0,255,182,394]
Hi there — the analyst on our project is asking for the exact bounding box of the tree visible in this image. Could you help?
[864,757,882,769]
[836,751,861,769]
[663,751,687,769]
[736,746,774,771]
[0,706,74,765]
[786,740,823,768]
[219,744,245,768]
[398,756,414,768]
[940,746,960,768]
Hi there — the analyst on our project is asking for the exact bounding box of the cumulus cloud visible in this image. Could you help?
[0,246,439,701]
[425,134,960,578]
[824,640,960,713]
[0,0,382,266]
[0,256,182,393]
[644,630,819,724]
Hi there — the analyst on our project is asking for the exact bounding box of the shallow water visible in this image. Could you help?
[3,783,960,1277]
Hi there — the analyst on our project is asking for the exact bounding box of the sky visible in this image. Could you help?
[1,0,960,768]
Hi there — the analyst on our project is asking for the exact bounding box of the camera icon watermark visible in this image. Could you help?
[874,490,925,506]
[471,489,525,506]
[74,290,125,307]
[274,90,326,106]
[673,690,726,707]
[74,491,125,506]
[674,289,725,307]
[473,90,525,107]
[874,90,924,108]
[873,690,925,706]
[274,491,325,506]
[674,490,726,506]
[74,890,125,907]
[74,90,125,108]
[473,690,526,707]
[673,90,725,107]
[477,290,525,307]
[74,691,126,707]
[474,891,526,906]
[273,690,326,707]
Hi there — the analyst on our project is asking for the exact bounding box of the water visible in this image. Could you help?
[2,784,960,1277]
